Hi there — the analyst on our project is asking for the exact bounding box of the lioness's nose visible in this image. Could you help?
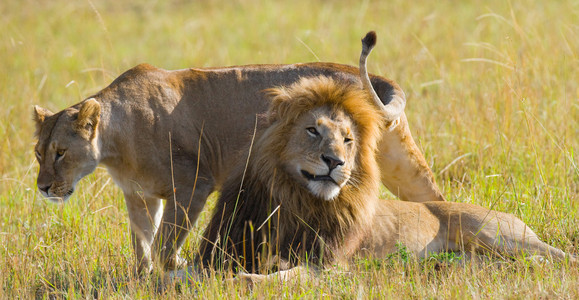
[38,183,51,194]
[321,154,345,170]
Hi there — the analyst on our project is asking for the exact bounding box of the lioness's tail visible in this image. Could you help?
[358,31,405,125]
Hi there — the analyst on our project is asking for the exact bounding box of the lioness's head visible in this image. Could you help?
[33,98,101,202]
[262,76,383,201]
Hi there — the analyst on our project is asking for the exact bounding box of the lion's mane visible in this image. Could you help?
[199,76,384,272]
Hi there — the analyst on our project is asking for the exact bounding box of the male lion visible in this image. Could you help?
[198,32,576,281]
[33,32,443,273]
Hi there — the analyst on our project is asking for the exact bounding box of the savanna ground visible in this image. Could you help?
[1,0,578,298]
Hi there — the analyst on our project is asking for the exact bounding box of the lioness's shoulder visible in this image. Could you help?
[113,63,166,83]
[95,63,171,97]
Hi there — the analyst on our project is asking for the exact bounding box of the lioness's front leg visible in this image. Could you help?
[124,192,163,274]
[153,180,214,270]
[377,113,445,202]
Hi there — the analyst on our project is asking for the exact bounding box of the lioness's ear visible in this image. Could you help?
[74,98,101,140]
[33,105,54,136]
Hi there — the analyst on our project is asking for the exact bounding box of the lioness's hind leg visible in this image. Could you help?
[376,114,445,203]
[125,193,163,274]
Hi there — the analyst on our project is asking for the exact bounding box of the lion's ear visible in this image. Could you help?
[74,98,101,140]
[265,88,291,123]
[33,105,54,136]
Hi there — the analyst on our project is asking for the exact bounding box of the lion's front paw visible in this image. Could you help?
[231,272,268,287]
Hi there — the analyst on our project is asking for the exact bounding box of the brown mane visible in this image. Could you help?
[199,76,384,272]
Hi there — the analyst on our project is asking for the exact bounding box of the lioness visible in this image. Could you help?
[198,32,575,281]
[33,32,443,273]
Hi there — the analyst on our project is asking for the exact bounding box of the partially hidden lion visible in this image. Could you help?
[32,32,443,273]
[198,32,576,281]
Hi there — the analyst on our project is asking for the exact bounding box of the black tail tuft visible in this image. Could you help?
[362,31,377,50]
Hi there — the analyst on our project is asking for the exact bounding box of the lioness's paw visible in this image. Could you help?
[165,255,188,270]
[161,266,202,292]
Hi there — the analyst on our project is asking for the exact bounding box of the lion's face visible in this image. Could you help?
[33,100,101,202]
[281,105,358,201]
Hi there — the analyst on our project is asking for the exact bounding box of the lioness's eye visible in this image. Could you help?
[344,137,353,143]
[306,127,319,136]
[35,150,41,160]
[56,149,66,160]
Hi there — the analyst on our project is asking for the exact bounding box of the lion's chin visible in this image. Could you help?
[306,181,341,201]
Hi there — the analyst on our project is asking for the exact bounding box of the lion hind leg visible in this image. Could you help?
[499,231,570,262]
[469,212,572,262]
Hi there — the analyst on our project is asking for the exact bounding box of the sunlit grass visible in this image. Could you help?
[1,0,578,297]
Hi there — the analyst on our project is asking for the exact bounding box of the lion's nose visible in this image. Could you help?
[321,154,345,171]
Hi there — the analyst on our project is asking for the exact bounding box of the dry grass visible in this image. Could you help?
[1,0,578,298]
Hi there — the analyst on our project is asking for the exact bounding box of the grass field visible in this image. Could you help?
[1,0,578,298]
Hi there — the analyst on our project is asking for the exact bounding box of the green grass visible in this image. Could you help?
[2,0,579,297]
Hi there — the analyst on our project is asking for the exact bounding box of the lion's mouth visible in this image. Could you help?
[301,170,338,185]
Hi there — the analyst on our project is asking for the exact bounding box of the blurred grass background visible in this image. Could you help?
[1,0,578,297]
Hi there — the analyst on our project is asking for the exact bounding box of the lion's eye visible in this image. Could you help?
[306,127,319,136]
[344,137,353,143]
[56,149,66,160]
[35,150,42,160]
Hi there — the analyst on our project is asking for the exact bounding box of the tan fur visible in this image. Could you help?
[33,59,442,273]
[196,76,575,282]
